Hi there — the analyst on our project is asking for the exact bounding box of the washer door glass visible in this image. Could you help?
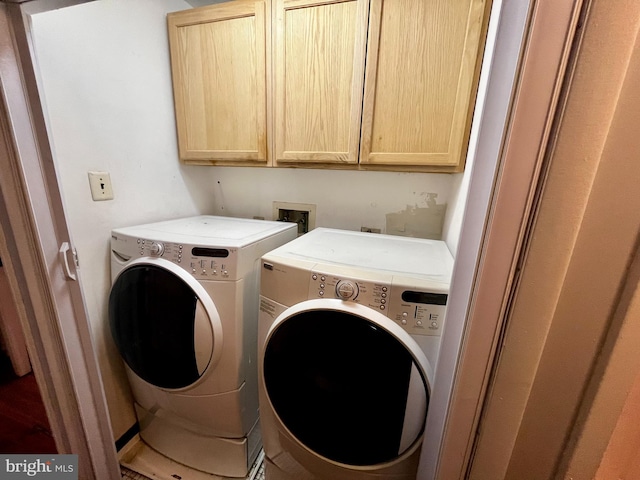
[109,263,214,389]
[263,308,429,466]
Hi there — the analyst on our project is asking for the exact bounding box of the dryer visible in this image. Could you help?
[257,228,454,480]
[109,215,297,477]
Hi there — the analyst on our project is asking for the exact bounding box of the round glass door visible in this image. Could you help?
[109,261,218,390]
[263,305,429,466]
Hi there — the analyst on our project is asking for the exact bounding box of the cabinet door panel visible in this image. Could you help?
[274,0,369,165]
[168,2,267,164]
[360,0,487,169]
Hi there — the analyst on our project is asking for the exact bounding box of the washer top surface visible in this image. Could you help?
[265,228,454,282]
[111,215,296,247]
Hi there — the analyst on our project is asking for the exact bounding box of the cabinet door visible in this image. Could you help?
[274,0,369,165]
[168,2,268,165]
[360,0,488,171]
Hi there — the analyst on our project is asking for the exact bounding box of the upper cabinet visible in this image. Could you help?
[360,0,488,171]
[273,0,369,166]
[167,0,490,172]
[167,2,268,165]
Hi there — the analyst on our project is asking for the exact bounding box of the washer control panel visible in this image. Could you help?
[308,271,448,336]
[111,233,238,280]
[388,289,448,336]
[309,271,390,311]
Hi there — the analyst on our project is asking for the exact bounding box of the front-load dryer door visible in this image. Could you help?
[262,299,431,467]
[109,257,223,390]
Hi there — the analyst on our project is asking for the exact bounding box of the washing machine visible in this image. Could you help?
[257,228,454,480]
[108,215,297,477]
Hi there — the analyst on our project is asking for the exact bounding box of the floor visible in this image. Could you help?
[121,449,265,480]
[0,351,56,454]
[122,466,152,480]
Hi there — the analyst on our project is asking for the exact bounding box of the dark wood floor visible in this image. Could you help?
[0,351,57,453]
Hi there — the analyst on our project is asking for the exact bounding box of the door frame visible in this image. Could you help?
[469,1,640,478]
[0,2,121,478]
[419,0,585,478]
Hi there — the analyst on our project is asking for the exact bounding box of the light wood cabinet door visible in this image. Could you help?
[273,0,369,166]
[360,0,488,171]
[168,2,268,165]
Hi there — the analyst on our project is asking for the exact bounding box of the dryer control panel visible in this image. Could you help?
[308,270,448,336]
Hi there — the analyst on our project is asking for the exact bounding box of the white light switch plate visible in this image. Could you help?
[88,171,114,201]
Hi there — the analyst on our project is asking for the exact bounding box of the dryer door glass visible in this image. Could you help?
[109,264,213,389]
[263,309,429,466]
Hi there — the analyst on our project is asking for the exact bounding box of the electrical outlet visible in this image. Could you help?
[88,171,114,201]
[273,201,316,235]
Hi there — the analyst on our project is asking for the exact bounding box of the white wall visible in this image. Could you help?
[30,0,213,439]
[209,166,453,235]
[441,16,495,258]
[29,0,464,441]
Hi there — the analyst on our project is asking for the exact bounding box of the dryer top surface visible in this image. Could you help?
[264,228,454,283]
[112,215,296,247]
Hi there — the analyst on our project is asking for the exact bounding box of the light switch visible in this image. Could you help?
[88,171,114,201]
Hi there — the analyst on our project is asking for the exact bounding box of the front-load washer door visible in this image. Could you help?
[109,257,223,390]
[262,299,431,467]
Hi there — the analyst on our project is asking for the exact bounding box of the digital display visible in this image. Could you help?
[401,290,448,306]
[191,247,229,258]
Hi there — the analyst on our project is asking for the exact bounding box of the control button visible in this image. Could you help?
[380,299,386,305]
[416,320,423,326]
[149,242,164,256]
[401,318,407,325]
[137,239,141,244]
[192,269,196,274]
[336,280,358,300]
[223,270,229,276]
[402,312,408,318]
[381,292,387,298]
[202,270,206,274]
[382,286,388,292]
[319,291,324,296]
[321,276,326,281]
[312,274,318,280]
[380,305,386,310]
[320,284,325,289]
[431,321,438,328]
[212,270,217,275]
